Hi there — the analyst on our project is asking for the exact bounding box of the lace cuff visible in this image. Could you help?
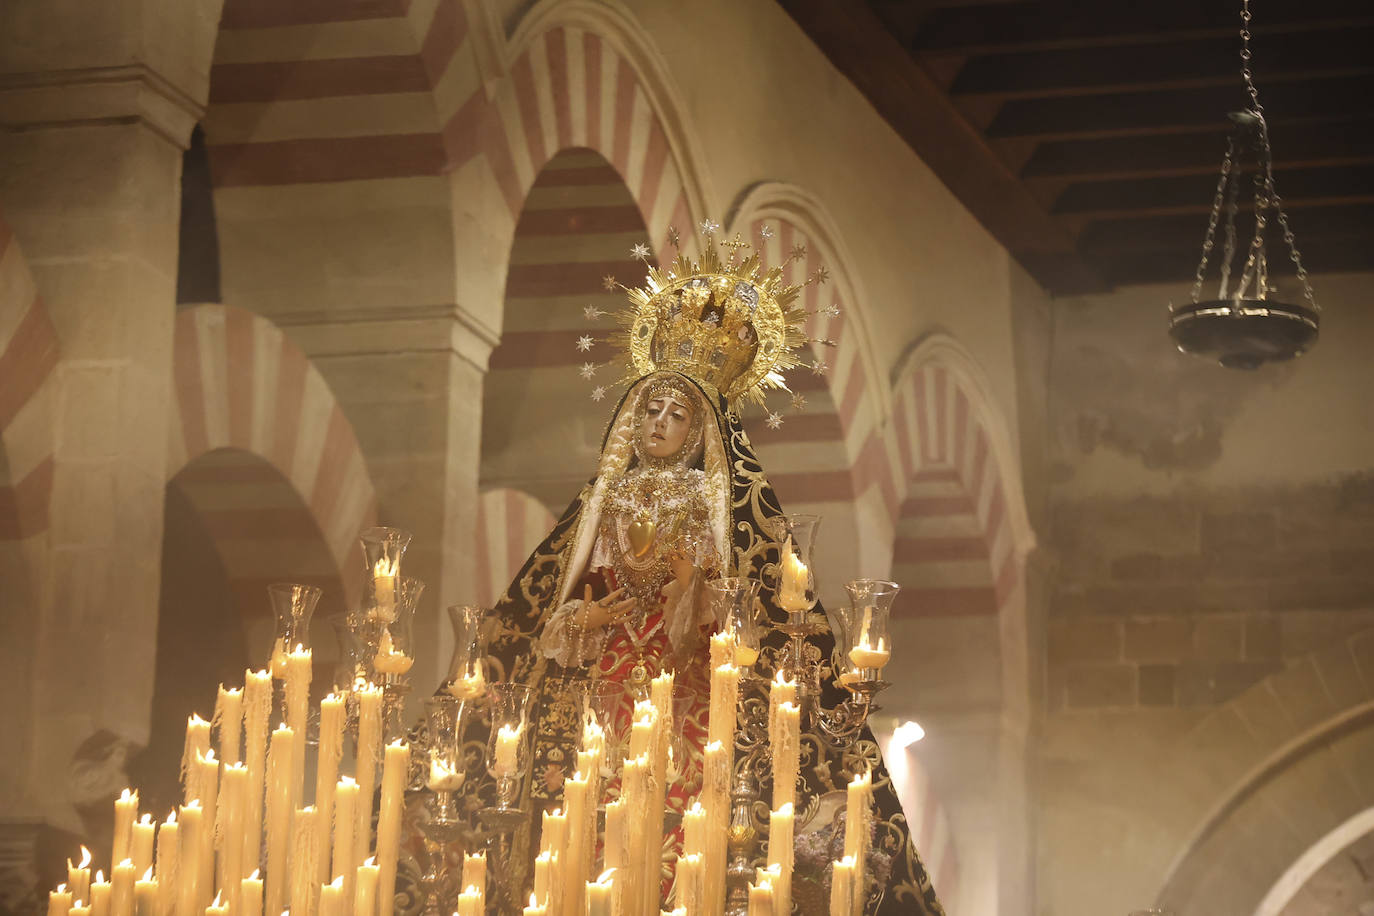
[662,571,712,655]
[539,599,607,668]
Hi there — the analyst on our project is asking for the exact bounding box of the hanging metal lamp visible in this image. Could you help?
[1169,0,1319,370]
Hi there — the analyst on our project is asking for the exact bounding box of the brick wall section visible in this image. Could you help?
[1048,477,1374,710]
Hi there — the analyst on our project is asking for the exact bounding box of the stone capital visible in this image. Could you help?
[0,64,202,149]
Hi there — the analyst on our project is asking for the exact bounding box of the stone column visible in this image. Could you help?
[280,304,498,703]
[0,0,221,831]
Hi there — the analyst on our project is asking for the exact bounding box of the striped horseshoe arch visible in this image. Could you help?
[0,213,59,544]
[887,353,1029,622]
[168,305,379,610]
[452,20,704,257]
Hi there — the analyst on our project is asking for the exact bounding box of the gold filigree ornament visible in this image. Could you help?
[584,227,836,418]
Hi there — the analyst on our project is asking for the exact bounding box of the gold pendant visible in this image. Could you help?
[627,518,656,557]
[629,663,649,688]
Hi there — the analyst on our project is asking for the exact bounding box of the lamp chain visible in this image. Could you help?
[1236,0,1318,308]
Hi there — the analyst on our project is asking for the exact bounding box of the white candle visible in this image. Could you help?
[89,872,110,916]
[375,741,410,916]
[218,763,247,914]
[702,741,730,916]
[284,645,312,811]
[182,716,211,806]
[674,852,703,915]
[844,771,872,916]
[239,871,262,916]
[263,727,292,916]
[67,847,92,905]
[493,723,522,777]
[445,664,485,700]
[766,803,794,916]
[109,859,134,916]
[770,701,800,811]
[456,886,482,916]
[318,876,345,916]
[130,816,155,880]
[354,857,379,916]
[427,756,465,791]
[331,777,359,904]
[315,693,345,887]
[373,630,414,675]
[460,852,486,910]
[354,684,384,872]
[522,892,548,916]
[848,637,890,670]
[587,869,614,916]
[372,558,397,618]
[175,803,204,916]
[48,884,73,916]
[560,772,589,916]
[747,880,773,916]
[707,664,740,750]
[133,871,156,916]
[603,798,625,898]
[214,685,244,765]
[153,815,176,916]
[192,751,218,899]
[241,669,272,874]
[69,906,90,916]
[778,536,810,611]
[829,856,855,916]
[532,851,553,906]
[620,755,649,915]
[204,891,228,916]
[112,790,138,867]
[290,806,319,916]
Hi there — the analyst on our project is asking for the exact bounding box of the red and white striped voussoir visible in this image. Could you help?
[168,304,378,600]
[881,355,1032,618]
[0,212,59,542]
[453,24,699,258]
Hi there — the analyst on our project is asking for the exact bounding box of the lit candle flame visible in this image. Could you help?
[140,868,153,882]
[76,846,92,868]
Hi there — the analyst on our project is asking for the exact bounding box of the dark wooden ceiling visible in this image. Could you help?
[778,0,1374,295]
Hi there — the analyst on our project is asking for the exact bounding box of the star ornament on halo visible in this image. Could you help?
[699,218,721,236]
[576,335,594,353]
[630,242,652,261]
[602,274,618,291]
[579,362,597,380]
[810,359,829,377]
[591,386,607,402]
[759,224,775,241]
[765,411,784,430]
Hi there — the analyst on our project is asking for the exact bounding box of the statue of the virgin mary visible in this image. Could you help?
[474,235,945,915]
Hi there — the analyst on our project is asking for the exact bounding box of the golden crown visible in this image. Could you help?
[591,223,831,414]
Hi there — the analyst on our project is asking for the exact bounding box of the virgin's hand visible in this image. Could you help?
[580,584,637,628]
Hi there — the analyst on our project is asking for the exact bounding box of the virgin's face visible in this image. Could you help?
[641,395,694,459]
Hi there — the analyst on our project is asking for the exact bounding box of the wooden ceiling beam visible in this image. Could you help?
[1021,118,1374,179]
[776,0,1093,292]
[910,0,1374,54]
[1051,166,1374,215]
[944,29,1374,98]
[986,75,1374,139]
